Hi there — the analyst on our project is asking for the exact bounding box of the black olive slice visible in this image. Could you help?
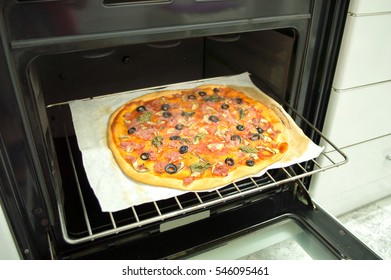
[235,98,243,104]
[256,127,264,134]
[165,163,178,174]
[169,135,181,141]
[213,88,220,93]
[236,124,245,131]
[221,103,229,109]
[140,152,150,160]
[127,127,136,134]
[188,94,197,100]
[179,145,189,154]
[162,111,172,118]
[225,157,235,166]
[250,133,261,141]
[198,91,207,96]
[175,123,184,130]
[161,104,170,111]
[136,105,146,112]
[230,135,241,142]
[246,159,255,166]
[209,115,219,123]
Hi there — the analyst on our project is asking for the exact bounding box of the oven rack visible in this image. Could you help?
[50,103,347,245]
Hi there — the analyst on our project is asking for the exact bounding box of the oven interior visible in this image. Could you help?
[22,27,349,259]
[33,29,294,106]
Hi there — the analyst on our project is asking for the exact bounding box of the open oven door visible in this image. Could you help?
[66,179,381,260]
[180,203,382,260]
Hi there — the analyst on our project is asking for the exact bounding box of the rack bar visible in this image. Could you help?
[322,152,337,165]
[131,206,140,223]
[250,177,260,188]
[233,182,242,193]
[195,193,203,204]
[174,196,184,210]
[282,167,293,178]
[215,189,223,199]
[296,163,308,173]
[311,159,322,169]
[265,171,277,183]
[153,201,162,216]
[109,213,117,230]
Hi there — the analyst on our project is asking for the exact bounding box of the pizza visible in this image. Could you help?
[108,84,289,191]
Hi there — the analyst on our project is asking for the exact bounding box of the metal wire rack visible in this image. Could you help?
[48,103,347,245]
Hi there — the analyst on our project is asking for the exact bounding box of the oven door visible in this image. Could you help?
[64,184,380,260]
[180,204,381,260]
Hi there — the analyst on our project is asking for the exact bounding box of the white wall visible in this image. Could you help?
[0,203,20,259]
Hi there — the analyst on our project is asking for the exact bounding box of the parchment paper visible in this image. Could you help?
[69,73,323,212]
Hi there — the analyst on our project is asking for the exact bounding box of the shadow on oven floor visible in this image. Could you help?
[337,195,391,260]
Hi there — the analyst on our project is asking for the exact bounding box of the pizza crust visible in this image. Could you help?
[108,85,291,191]
[108,142,287,192]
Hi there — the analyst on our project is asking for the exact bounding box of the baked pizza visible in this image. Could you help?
[108,84,289,191]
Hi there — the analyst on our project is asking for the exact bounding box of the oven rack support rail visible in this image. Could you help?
[52,103,347,245]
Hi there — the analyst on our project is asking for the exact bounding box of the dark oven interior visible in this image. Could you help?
[0,0,352,259]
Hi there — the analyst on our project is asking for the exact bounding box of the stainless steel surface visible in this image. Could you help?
[6,0,311,41]
[52,101,347,245]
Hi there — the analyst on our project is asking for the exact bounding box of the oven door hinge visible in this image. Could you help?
[293,179,315,210]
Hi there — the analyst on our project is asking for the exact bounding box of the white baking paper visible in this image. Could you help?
[69,73,323,212]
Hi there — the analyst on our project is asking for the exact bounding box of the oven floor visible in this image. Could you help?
[337,195,391,260]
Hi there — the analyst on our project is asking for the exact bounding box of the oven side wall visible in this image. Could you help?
[0,31,52,259]
[0,79,53,260]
